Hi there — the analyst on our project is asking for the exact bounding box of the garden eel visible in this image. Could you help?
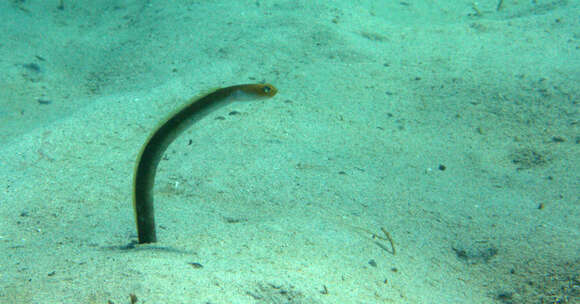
[133,83,278,244]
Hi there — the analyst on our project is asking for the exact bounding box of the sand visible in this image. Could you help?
[0,1,578,303]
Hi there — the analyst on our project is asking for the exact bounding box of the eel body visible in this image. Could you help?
[133,84,278,243]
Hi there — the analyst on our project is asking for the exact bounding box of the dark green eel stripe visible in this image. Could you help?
[133,84,278,243]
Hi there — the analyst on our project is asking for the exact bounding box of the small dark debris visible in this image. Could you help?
[360,31,389,42]
[47,271,56,277]
[452,244,498,264]
[37,99,52,105]
[510,148,547,170]
[414,76,421,81]
[551,136,565,143]
[496,291,514,302]
[284,99,293,104]
[23,63,41,72]
[223,216,247,223]
[188,262,203,269]
[438,164,446,171]
[215,116,226,120]
[453,248,468,259]
[368,259,377,267]
[228,110,240,116]
[320,285,329,295]
[391,267,398,272]
[338,171,346,175]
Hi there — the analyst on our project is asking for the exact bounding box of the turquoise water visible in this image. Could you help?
[0,1,578,303]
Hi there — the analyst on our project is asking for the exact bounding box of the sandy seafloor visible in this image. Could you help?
[0,1,578,303]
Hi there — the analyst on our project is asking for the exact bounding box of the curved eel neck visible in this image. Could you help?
[133,84,278,243]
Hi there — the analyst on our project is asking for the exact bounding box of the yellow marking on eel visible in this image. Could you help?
[133,83,278,243]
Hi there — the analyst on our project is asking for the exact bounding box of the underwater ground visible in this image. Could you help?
[0,1,578,303]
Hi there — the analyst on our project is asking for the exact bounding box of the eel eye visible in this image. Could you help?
[263,85,271,94]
